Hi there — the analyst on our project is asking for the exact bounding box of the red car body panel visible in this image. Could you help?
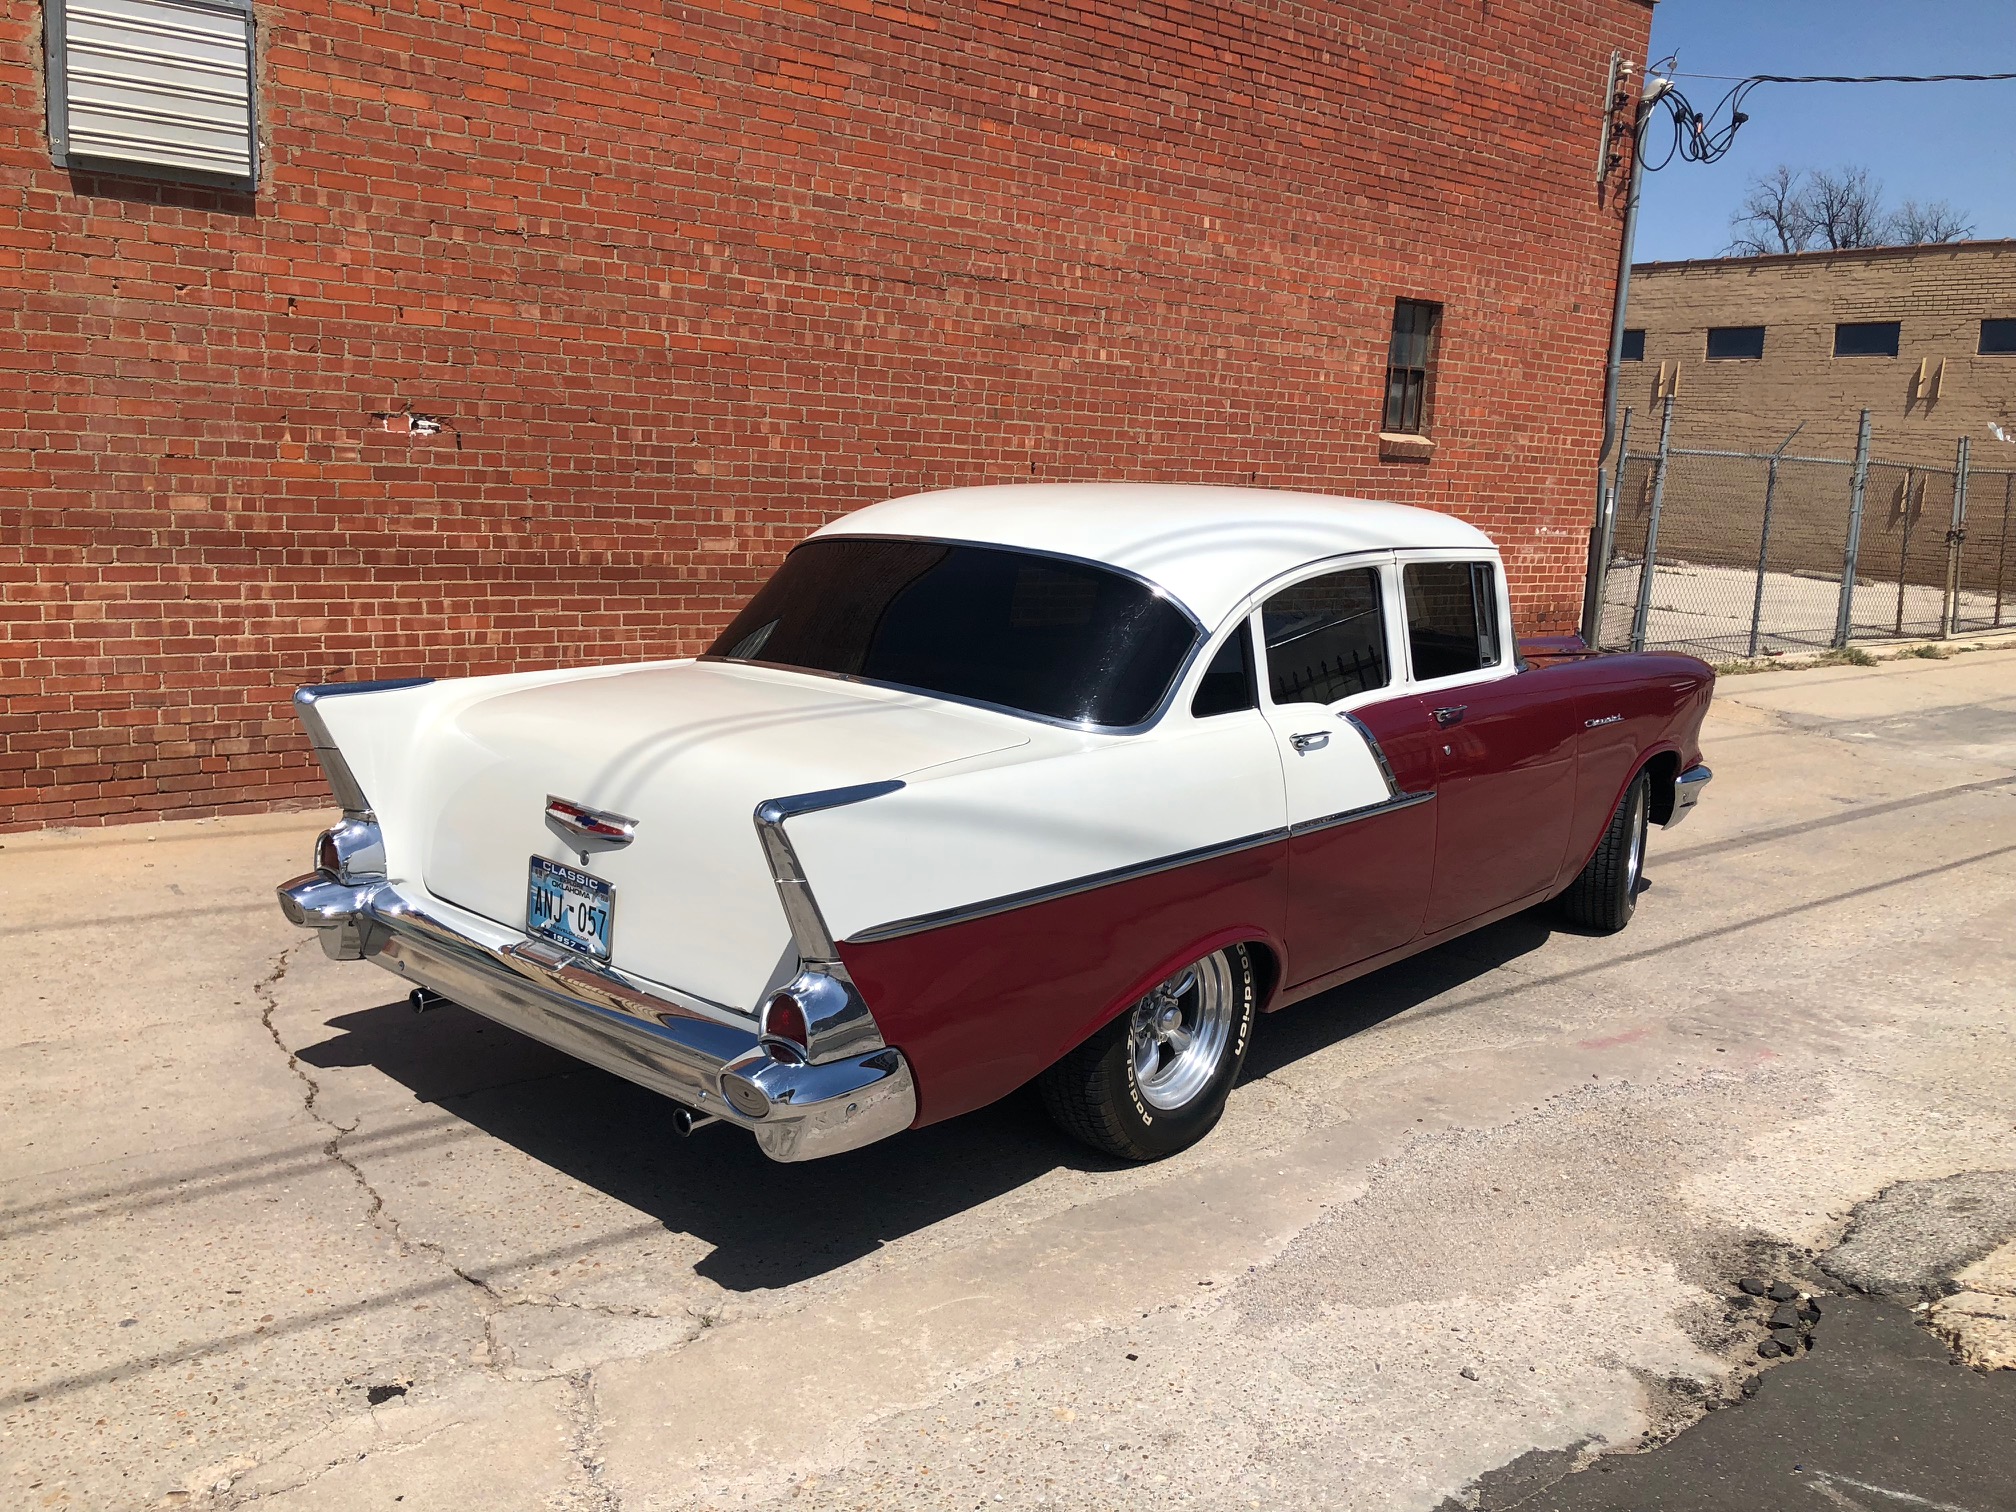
[843,650,1712,1131]
[839,842,1291,1127]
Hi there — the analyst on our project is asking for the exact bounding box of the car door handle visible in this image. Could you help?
[1432,705,1468,727]
[1290,731,1330,752]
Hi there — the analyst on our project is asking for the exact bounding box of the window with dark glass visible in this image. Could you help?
[707,538,1198,727]
[1706,326,1766,361]
[1383,299,1442,434]
[1403,562,1501,681]
[1834,321,1900,358]
[1979,318,2016,355]
[1621,328,1646,362]
[1190,621,1257,718]
[1262,569,1388,706]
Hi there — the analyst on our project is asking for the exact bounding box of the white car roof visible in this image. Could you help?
[813,483,1497,628]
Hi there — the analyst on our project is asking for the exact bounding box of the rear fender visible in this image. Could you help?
[1064,924,1289,1052]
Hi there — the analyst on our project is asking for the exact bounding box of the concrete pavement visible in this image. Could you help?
[2,645,2013,1510]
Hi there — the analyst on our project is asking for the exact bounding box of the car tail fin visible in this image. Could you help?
[293,679,434,816]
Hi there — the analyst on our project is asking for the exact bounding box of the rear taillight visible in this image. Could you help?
[760,991,810,1064]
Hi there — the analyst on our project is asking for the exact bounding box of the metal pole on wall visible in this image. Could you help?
[1585,75,1652,650]
[1585,406,1634,647]
[1941,435,1970,639]
[1833,410,1873,648]
[1629,392,1675,653]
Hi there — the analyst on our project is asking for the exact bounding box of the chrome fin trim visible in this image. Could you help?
[292,678,435,817]
[845,825,1291,945]
[1337,709,1401,798]
[752,780,905,1063]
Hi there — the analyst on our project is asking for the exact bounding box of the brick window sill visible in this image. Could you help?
[1378,431,1435,462]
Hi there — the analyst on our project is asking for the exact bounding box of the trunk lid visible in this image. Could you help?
[416,661,1029,1011]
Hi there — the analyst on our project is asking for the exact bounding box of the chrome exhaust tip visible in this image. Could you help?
[672,1106,719,1138]
[409,988,450,1013]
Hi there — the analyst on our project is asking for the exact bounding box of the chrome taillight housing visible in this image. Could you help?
[314,816,386,883]
[759,990,811,1064]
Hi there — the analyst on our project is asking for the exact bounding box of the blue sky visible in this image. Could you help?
[1635,1,2016,262]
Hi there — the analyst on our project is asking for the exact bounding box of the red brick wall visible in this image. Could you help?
[1,0,1652,830]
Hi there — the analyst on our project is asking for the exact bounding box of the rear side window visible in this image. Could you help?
[1261,568,1388,705]
[707,538,1198,727]
[1403,562,1501,681]
[1191,621,1257,718]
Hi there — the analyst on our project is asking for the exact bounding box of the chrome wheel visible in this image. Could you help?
[1624,779,1648,895]
[1128,953,1238,1112]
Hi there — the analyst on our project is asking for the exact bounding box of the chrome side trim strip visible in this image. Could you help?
[845,825,1292,945]
[1287,789,1435,839]
[1337,709,1401,798]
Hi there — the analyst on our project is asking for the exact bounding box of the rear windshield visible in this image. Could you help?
[706,537,1199,727]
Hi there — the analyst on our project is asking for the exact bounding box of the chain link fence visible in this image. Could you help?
[1594,399,2016,657]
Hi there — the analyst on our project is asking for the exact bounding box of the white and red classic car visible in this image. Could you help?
[278,485,1712,1162]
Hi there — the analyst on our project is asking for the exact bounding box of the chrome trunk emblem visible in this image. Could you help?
[544,795,639,858]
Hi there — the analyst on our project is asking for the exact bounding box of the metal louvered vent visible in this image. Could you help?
[46,0,256,183]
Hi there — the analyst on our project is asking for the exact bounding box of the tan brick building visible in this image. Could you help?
[1622,241,2016,462]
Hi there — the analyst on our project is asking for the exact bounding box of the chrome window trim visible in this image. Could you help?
[700,533,1208,737]
[846,825,1291,945]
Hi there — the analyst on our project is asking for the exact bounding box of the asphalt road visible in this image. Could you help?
[3,644,2014,1511]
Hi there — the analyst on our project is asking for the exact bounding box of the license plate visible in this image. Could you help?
[526,857,614,960]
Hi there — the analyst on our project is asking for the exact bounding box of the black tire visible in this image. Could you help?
[1038,944,1257,1160]
[1559,769,1650,934]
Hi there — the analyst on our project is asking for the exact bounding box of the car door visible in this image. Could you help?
[1399,556,1580,933]
[1253,557,1440,988]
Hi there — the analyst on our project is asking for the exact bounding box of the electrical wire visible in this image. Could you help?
[1634,58,2016,170]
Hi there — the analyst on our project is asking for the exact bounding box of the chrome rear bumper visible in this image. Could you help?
[1664,763,1712,827]
[275,872,916,1162]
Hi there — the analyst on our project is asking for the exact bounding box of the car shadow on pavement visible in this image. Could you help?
[1240,908,1556,1083]
[295,908,1558,1291]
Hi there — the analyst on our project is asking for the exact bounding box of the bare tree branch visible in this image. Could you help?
[1888,198,1976,244]
[1805,166,1891,249]
[1725,165,1816,255]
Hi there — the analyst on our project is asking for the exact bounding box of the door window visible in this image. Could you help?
[1261,568,1389,705]
[1402,561,1501,681]
[1191,621,1257,718]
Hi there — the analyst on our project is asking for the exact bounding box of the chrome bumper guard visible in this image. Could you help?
[275,872,917,1162]
[1665,763,1712,827]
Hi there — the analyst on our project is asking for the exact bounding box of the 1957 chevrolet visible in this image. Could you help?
[277,485,1712,1162]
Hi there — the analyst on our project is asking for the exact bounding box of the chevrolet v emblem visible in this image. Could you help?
[545,795,639,858]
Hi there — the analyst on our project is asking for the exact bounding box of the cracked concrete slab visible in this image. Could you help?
[2,646,2013,1511]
